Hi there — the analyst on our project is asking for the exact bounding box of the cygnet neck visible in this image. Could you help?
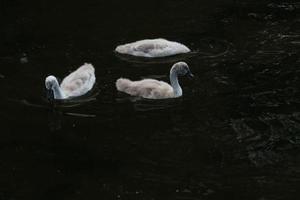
[170,68,182,97]
[51,78,66,99]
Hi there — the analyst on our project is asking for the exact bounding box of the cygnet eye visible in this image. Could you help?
[182,68,188,75]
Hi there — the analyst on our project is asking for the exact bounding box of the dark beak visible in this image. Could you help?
[187,71,194,79]
[46,89,54,102]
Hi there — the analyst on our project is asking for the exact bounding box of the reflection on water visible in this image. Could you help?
[0,0,300,199]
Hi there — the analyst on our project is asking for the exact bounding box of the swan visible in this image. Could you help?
[115,38,191,58]
[116,62,193,99]
[45,63,96,100]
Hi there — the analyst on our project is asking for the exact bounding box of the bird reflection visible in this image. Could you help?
[47,108,63,131]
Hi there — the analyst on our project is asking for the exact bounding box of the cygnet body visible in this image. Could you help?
[116,62,193,99]
[45,63,95,100]
[115,38,191,58]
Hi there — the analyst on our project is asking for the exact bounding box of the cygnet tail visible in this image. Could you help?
[116,78,132,92]
[115,45,128,54]
[80,63,95,73]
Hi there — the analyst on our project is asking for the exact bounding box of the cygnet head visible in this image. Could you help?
[171,62,194,78]
[45,75,59,89]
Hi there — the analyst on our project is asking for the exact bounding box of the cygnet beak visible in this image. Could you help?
[187,71,194,79]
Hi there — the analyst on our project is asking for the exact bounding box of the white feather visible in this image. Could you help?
[116,62,192,99]
[116,78,175,99]
[115,38,191,58]
[45,63,96,99]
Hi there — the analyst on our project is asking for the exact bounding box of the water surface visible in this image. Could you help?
[0,0,300,199]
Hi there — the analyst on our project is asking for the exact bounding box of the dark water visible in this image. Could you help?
[1,0,300,199]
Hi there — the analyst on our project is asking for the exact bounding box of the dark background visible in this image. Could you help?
[0,0,300,199]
